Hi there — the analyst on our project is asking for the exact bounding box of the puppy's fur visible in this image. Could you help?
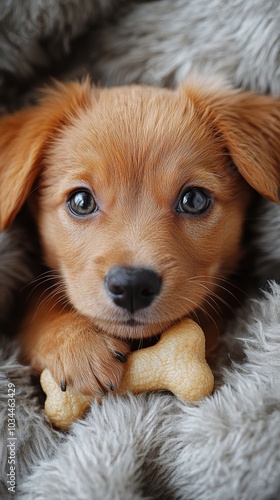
[0,78,280,395]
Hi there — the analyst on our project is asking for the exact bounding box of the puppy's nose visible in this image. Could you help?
[105,267,162,313]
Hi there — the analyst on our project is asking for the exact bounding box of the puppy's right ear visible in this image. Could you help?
[0,80,91,230]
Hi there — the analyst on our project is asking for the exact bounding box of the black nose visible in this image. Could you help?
[105,267,162,314]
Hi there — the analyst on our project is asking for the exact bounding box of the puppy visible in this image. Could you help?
[0,78,279,395]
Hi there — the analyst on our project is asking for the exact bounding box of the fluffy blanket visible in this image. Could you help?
[1,282,280,499]
[1,1,280,498]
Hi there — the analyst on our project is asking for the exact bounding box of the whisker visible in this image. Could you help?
[179,292,221,332]
[32,292,69,324]
[190,279,241,301]
[191,280,238,316]
[31,277,67,320]
[47,295,70,317]
[35,282,63,307]
[188,274,248,304]
[24,270,61,301]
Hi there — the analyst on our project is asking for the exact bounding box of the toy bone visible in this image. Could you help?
[40,318,214,430]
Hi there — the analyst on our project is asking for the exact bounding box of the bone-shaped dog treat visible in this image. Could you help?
[40,369,93,430]
[40,319,214,429]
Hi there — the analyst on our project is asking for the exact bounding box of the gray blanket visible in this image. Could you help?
[1,281,280,499]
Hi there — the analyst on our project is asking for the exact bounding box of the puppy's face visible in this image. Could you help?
[36,86,252,338]
[1,80,279,339]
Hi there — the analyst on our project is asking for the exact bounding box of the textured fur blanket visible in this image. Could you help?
[2,282,280,499]
[1,1,280,498]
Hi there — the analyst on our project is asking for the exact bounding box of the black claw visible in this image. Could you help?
[108,382,115,391]
[114,351,127,363]
[60,380,66,392]
[95,376,107,396]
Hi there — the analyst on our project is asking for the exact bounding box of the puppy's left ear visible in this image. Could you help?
[0,79,91,230]
[185,82,280,202]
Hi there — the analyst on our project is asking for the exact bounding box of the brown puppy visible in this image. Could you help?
[0,78,279,395]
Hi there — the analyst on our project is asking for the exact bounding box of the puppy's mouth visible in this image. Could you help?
[92,312,163,339]
[112,316,152,331]
[94,312,185,340]
[124,318,142,327]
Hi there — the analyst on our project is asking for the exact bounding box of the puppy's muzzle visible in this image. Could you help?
[105,267,162,314]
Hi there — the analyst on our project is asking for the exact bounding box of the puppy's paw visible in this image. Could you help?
[61,333,130,396]
[35,315,130,396]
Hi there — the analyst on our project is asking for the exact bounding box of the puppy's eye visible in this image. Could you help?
[176,187,212,215]
[67,190,98,216]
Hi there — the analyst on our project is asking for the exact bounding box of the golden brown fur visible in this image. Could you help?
[1,78,280,394]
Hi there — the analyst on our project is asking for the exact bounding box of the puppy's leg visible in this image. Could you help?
[19,290,130,395]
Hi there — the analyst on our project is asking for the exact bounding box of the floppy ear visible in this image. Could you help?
[183,80,280,203]
[0,79,92,230]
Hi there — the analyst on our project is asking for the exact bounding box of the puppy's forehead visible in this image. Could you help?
[51,85,228,196]
[71,85,201,152]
